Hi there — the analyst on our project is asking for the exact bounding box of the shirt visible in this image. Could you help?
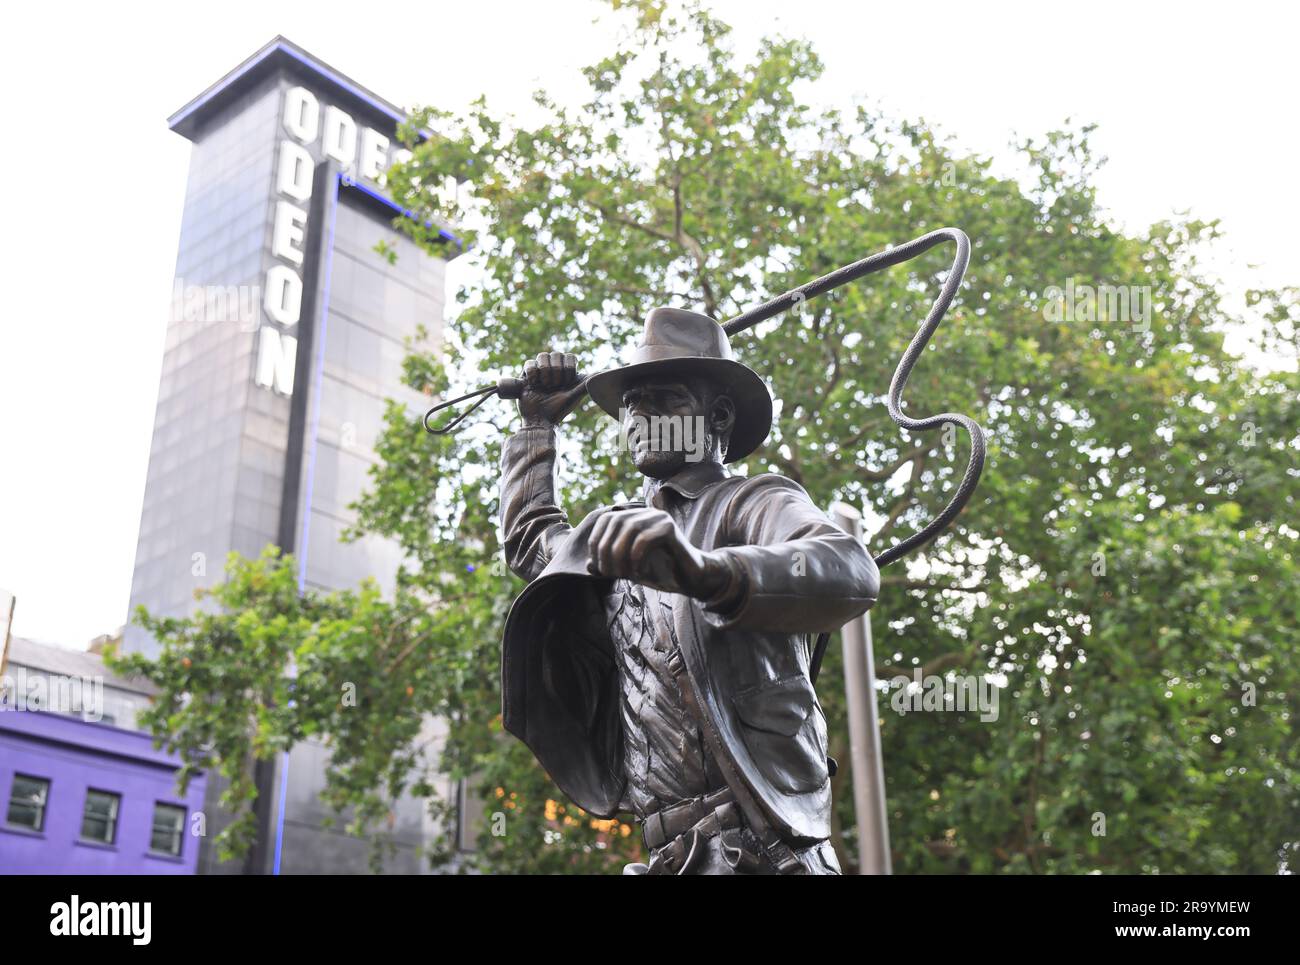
[606,573,727,816]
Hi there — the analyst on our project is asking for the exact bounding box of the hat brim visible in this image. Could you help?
[585,356,773,463]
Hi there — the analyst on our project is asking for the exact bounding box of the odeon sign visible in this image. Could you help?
[254,86,452,397]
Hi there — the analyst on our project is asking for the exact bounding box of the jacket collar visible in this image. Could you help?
[643,459,730,508]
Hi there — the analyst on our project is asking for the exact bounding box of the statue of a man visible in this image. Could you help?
[498,307,879,874]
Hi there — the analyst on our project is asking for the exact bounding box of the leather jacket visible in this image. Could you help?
[498,425,879,843]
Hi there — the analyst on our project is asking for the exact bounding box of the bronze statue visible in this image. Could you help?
[498,307,879,874]
[420,229,984,874]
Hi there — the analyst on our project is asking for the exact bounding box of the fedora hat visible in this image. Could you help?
[585,307,773,463]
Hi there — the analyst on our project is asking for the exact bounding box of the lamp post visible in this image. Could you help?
[830,502,892,875]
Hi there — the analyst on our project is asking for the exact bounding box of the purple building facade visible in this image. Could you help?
[0,649,206,874]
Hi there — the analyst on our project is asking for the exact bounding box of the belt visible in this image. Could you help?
[642,789,750,875]
[642,787,737,851]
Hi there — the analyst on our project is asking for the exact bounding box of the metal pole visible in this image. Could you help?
[829,503,892,875]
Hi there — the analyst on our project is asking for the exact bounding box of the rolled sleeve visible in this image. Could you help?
[700,476,879,634]
[500,426,573,582]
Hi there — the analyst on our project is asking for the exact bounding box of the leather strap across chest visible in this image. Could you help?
[662,646,806,874]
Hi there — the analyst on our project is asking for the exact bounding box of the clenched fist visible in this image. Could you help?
[518,351,587,429]
[586,506,731,599]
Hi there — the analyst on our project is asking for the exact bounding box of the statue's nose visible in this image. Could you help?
[623,401,658,422]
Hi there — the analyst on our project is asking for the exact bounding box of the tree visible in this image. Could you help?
[119,0,1300,873]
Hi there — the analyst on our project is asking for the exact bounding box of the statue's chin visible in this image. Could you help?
[632,448,687,479]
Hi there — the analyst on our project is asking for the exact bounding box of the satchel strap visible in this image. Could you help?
[663,647,806,875]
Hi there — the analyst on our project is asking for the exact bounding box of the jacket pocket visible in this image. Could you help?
[731,675,829,794]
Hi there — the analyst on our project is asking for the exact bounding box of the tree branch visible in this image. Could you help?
[672,171,718,317]
[876,646,975,681]
[877,449,928,538]
[880,576,985,594]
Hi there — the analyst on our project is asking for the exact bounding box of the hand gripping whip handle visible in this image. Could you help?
[424,371,599,434]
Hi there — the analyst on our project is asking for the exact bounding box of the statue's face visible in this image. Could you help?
[621,377,722,478]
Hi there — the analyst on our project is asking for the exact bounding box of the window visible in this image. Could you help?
[6,775,49,831]
[80,790,121,844]
[150,803,186,857]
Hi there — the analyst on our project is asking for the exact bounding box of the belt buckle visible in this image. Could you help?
[642,810,666,850]
[648,829,706,876]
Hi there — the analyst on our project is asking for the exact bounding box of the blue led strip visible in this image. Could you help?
[340,174,465,251]
[276,168,456,869]
[271,170,343,874]
[277,43,409,128]
[272,749,290,875]
[168,38,430,139]
[294,172,342,595]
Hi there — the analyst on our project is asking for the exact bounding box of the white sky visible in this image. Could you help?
[1,0,1295,648]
